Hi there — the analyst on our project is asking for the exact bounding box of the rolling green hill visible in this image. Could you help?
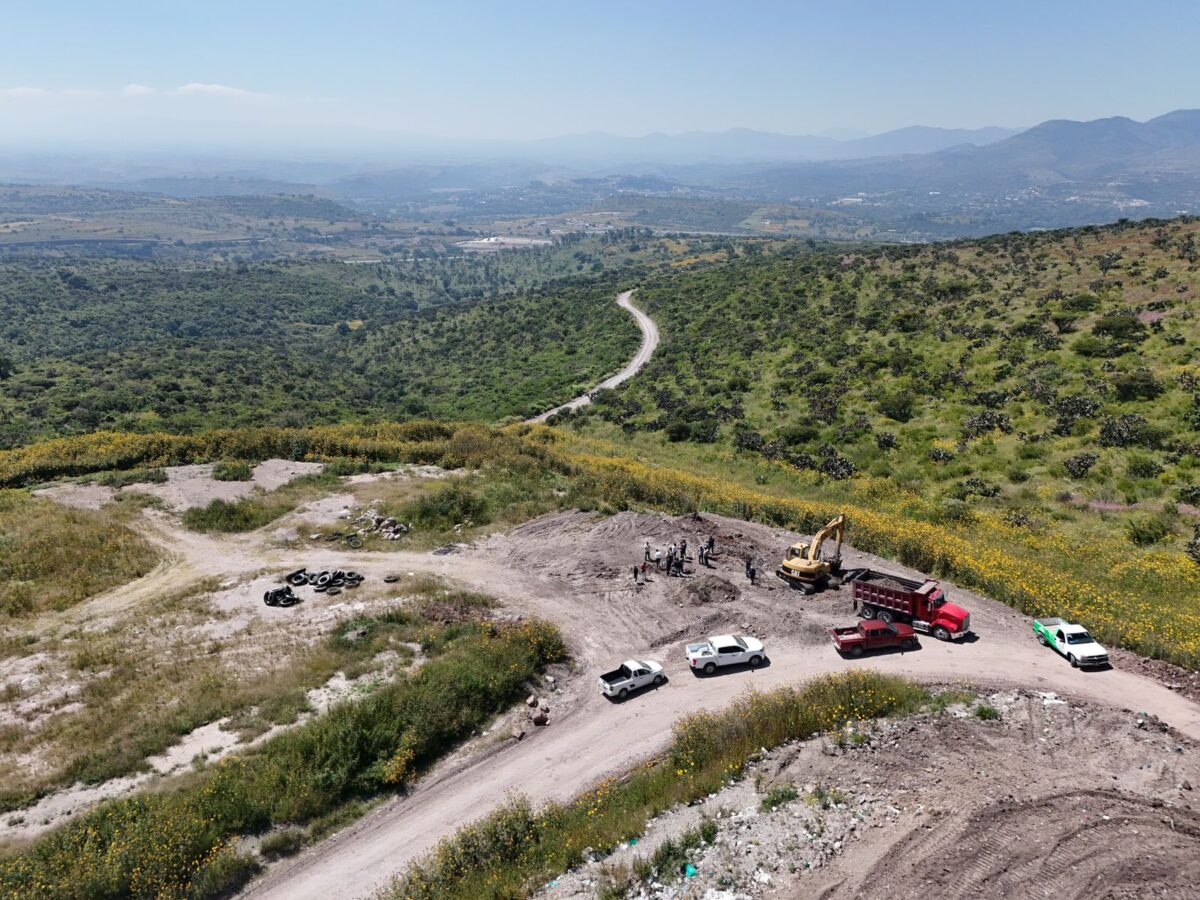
[569,217,1200,555]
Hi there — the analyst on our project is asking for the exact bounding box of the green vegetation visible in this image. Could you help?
[0,491,158,615]
[975,704,1001,720]
[0,604,566,899]
[0,233,688,445]
[759,784,799,811]
[181,473,337,532]
[573,218,1200,553]
[93,467,167,488]
[211,459,252,481]
[386,672,927,900]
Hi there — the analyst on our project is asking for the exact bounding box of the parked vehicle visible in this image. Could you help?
[598,659,665,699]
[686,634,765,675]
[846,568,971,641]
[830,620,918,656]
[1032,618,1109,668]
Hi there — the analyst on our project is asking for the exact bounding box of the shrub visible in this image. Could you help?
[962,410,1013,438]
[1127,454,1164,479]
[183,497,282,532]
[212,459,254,481]
[1063,452,1099,479]
[875,431,897,450]
[405,483,491,529]
[1099,414,1155,448]
[975,705,1000,721]
[928,447,955,463]
[1112,370,1164,402]
[260,827,305,860]
[1178,485,1200,505]
[876,390,916,423]
[1126,514,1173,547]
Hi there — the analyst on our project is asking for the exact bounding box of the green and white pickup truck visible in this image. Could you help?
[1032,617,1110,668]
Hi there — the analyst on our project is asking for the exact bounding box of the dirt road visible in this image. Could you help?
[528,289,657,423]
[241,510,1200,900]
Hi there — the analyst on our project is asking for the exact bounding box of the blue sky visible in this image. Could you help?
[1,0,1197,148]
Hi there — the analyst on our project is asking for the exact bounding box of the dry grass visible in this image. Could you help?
[0,491,159,616]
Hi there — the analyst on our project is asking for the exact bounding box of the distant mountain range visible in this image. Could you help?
[720,109,1200,199]
[518,124,1020,164]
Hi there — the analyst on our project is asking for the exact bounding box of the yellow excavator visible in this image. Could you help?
[776,513,846,594]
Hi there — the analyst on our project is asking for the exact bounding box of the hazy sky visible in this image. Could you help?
[1,0,1197,150]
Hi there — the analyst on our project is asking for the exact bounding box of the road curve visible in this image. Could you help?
[241,565,1200,900]
[528,289,657,423]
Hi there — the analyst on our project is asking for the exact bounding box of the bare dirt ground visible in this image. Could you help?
[32,459,325,511]
[241,509,1200,900]
[539,689,1200,900]
[9,475,1200,898]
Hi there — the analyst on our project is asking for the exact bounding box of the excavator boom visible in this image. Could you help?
[776,513,846,593]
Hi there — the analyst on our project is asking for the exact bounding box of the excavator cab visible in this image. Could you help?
[776,514,846,594]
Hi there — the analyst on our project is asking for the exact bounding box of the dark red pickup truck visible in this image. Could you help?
[830,620,918,657]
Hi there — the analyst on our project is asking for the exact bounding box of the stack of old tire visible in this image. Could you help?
[285,567,365,597]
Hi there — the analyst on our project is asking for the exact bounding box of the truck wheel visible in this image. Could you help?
[653,674,665,686]
[850,645,864,657]
[618,687,629,700]
[703,662,716,675]
[859,605,875,620]
[877,610,894,624]
[1036,632,1047,646]
[1069,654,1079,668]
[901,638,916,651]
[749,655,762,668]
[933,626,951,641]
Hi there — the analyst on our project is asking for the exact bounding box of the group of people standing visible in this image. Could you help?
[634,535,718,584]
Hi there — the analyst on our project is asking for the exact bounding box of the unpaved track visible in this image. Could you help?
[528,289,656,422]
[241,512,1200,900]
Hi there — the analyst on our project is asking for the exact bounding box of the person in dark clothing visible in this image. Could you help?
[680,539,688,559]
[748,564,757,585]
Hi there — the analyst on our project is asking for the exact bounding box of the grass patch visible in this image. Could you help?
[211,459,253,482]
[975,704,1001,720]
[0,490,159,616]
[760,784,798,811]
[385,671,927,900]
[93,467,167,488]
[926,688,976,712]
[182,472,337,532]
[0,616,566,898]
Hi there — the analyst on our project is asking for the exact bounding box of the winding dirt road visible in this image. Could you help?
[238,510,1200,900]
[528,289,657,423]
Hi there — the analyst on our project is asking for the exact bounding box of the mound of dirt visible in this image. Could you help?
[672,573,740,606]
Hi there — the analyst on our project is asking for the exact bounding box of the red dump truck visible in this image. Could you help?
[845,568,971,641]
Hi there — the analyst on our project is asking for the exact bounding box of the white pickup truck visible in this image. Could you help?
[1032,617,1110,668]
[598,659,665,699]
[686,634,766,675]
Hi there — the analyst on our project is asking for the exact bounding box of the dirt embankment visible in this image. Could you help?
[539,690,1200,900]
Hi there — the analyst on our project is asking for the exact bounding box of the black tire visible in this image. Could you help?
[703,662,717,675]
[1036,632,1047,646]
[901,638,916,651]
[933,626,951,641]
[877,610,894,624]
[326,587,341,596]
[859,605,875,620]
[850,645,864,658]
[317,572,332,587]
[383,574,400,584]
[264,593,279,607]
[1069,654,1079,668]
[313,585,327,593]
[618,687,629,700]
[749,655,763,668]
[347,536,363,549]
[653,674,665,686]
